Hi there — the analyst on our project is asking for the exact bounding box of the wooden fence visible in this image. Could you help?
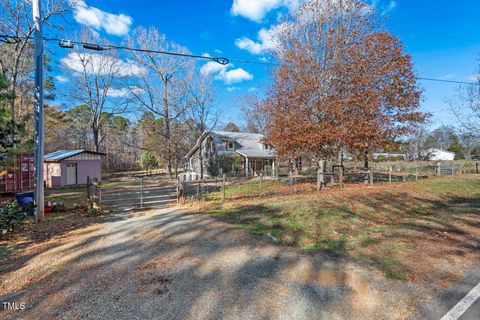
[177,161,480,203]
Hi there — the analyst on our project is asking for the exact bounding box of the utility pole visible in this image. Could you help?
[32,0,45,222]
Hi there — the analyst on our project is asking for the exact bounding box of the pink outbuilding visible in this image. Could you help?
[43,150,104,188]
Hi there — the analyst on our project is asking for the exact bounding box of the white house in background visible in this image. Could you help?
[424,148,455,161]
[185,131,277,178]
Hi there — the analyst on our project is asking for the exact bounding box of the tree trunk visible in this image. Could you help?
[364,147,369,169]
[163,78,172,177]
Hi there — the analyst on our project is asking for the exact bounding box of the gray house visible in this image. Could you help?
[185,131,277,178]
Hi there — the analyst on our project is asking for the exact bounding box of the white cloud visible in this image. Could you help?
[231,0,300,22]
[107,87,144,97]
[248,87,257,92]
[217,67,253,84]
[381,1,397,15]
[214,49,223,54]
[61,52,145,77]
[227,86,241,92]
[371,0,397,16]
[200,61,228,75]
[55,75,69,83]
[235,25,281,55]
[201,61,253,85]
[69,0,132,36]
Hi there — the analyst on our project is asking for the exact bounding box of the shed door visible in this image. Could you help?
[66,163,77,185]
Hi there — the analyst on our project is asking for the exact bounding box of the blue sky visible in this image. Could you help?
[48,0,480,128]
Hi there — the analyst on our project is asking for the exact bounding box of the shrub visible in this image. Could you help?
[207,159,220,177]
[0,202,28,236]
[140,151,159,173]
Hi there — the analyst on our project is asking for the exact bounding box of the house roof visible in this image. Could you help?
[44,150,104,161]
[186,131,276,159]
[235,150,276,159]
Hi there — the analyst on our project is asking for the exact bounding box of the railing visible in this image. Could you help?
[87,176,176,212]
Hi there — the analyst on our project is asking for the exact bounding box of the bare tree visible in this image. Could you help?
[126,26,192,176]
[184,67,218,179]
[241,95,270,134]
[0,0,67,120]
[61,31,134,153]
[449,68,480,134]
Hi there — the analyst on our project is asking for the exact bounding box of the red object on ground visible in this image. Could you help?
[45,202,53,214]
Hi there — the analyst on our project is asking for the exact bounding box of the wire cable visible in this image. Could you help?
[42,37,230,65]
[1,34,479,86]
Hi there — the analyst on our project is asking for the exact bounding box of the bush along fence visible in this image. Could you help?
[176,160,480,203]
[87,176,177,212]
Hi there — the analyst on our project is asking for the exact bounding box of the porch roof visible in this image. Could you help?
[236,150,276,159]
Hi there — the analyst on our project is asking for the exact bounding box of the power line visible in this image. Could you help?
[418,77,478,85]
[416,4,480,23]
[43,37,231,65]
[1,34,479,86]
[0,34,230,65]
[394,28,480,45]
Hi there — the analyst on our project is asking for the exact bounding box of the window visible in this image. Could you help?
[264,143,270,150]
[226,141,235,150]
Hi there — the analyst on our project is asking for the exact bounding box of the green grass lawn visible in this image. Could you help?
[45,187,86,208]
[204,176,480,282]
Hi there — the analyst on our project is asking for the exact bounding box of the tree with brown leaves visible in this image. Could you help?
[264,0,426,167]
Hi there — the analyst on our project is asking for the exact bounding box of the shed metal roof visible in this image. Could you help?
[44,150,103,161]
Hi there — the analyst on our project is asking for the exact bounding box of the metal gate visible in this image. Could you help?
[88,177,177,212]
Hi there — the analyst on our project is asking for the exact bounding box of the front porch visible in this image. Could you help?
[239,153,276,178]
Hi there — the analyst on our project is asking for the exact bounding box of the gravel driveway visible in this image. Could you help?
[1,207,428,319]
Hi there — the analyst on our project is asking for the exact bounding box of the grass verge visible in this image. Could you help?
[202,175,480,283]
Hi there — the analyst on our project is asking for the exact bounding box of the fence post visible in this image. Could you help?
[140,178,144,208]
[259,173,263,194]
[388,167,392,184]
[317,160,324,191]
[437,162,441,176]
[477,163,479,174]
[98,183,101,207]
[289,170,293,186]
[196,182,200,201]
[415,166,419,181]
[222,174,226,202]
[176,178,180,204]
[369,168,373,186]
[86,176,92,210]
[451,162,454,176]
[339,169,344,190]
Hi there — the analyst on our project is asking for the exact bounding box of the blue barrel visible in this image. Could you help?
[15,192,35,216]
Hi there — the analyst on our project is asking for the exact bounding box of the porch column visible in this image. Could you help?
[245,157,249,177]
[272,159,276,178]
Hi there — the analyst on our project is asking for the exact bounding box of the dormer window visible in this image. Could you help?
[226,141,235,150]
[264,143,270,150]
